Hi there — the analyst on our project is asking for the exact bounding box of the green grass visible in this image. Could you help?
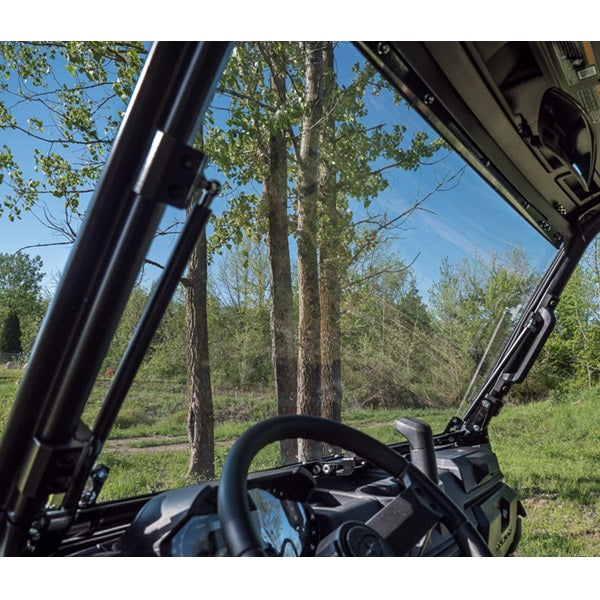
[489,388,600,556]
[1,368,599,555]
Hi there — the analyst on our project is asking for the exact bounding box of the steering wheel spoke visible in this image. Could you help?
[365,484,442,556]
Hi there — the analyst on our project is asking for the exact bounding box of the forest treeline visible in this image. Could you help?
[98,237,600,408]
[2,42,600,475]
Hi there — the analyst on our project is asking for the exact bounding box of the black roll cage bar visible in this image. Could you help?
[0,41,233,555]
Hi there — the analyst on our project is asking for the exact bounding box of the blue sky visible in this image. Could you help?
[0,41,558,303]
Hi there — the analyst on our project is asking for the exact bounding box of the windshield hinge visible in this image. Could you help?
[133,130,207,209]
[78,464,110,508]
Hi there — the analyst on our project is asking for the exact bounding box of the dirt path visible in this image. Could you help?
[105,436,231,454]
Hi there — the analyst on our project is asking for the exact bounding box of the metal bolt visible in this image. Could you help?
[180,155,197,171]
[481,399,491,409]
[377,42,391,56]
[539,220,551,231]
[553,201,567,216]
[423,93,435,105]
[473,425,481,433]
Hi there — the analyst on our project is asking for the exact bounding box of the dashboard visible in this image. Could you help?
[61,442,523,557]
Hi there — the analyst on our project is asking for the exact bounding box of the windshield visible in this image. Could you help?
[0,41,558,502]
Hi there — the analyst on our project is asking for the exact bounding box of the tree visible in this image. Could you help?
[205,41,448,459]
[318,42,343,424]
[0,42,146,220]
[0,252,44,314]
[260,43,299,463]
[0,310,22,354]
[342,244,433,409]
[544,262,600,390]
[295,42,325,460]
[428,246,538,405]
[205,41,300,462]
[185,227,214,479]
[208,239,272,390]
[0,252,45,355]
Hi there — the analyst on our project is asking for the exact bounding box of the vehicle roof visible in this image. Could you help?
[358,41,600,249]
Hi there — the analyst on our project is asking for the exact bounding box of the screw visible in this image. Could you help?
[473,425,481,432]
[180,155,197,171]
[481,399,491,409]
[423,93,435,105]
[553,201,567,216]
[377,42,391,56]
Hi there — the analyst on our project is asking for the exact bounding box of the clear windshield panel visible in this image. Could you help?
[0,42,559,503]
[83,41,559,501]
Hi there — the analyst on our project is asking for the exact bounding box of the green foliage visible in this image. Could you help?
[0,252,45,356]
[342,246,437,408]
[428,246,539,404]
[543,256,600,390]
[207,239,272,390]
[0,41,146,219]
[204,42,444,255]
[0,310,22,354]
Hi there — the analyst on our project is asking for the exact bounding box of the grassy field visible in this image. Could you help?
[0,368,598,556]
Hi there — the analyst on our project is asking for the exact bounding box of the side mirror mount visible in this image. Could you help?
[538,87,597,192]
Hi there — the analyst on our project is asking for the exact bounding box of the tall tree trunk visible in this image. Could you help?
[258,42,299,463]
[319,43,342,425]
[297,42,324,461]
[186,226,215,479]
[265,127,298,462]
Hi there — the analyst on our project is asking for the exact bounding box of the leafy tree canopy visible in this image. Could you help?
[0,41,146,220]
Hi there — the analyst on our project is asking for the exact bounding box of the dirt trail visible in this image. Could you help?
[105,436,231,454]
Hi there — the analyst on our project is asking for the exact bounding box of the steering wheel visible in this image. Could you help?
[217,415,492,557]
